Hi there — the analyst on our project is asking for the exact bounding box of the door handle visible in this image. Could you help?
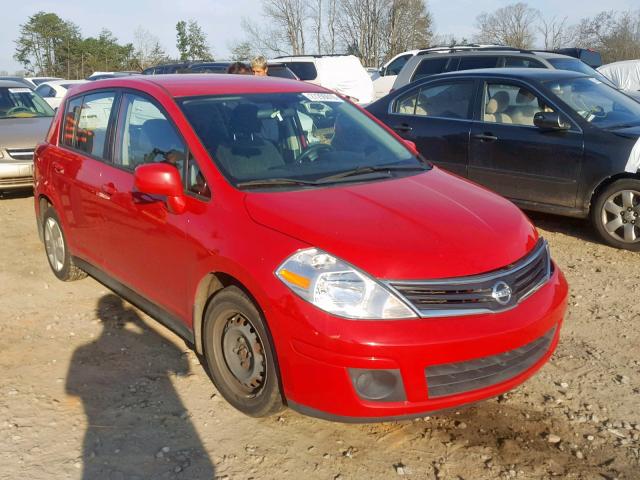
[52,162,64,174]
[472,133,498,142]
[100,182,117,197]
[393,124,413,133]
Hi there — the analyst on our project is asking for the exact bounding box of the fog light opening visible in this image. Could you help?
[349,368,406,402]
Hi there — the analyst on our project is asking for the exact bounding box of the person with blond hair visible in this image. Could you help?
[251,56,269,76]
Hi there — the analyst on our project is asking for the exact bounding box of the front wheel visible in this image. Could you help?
[592,179,640,251]
[42,207,87,281]
[203,286,284,417]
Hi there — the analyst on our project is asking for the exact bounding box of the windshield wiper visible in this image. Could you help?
[318,164,429,182]
[236,177,321,189]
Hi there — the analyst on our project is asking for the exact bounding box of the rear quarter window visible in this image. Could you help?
[412,57,449,81]
[457,56,500,71]
[284,62,318,81]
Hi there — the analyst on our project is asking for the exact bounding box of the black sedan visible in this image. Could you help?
[367,68,640,250]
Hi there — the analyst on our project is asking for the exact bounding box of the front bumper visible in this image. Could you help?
[0,161,34,190]
[270,265,568,421]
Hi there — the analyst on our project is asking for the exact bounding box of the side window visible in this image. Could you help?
[504,57,545,68]
[36,85,54,98]
[285,62,317,81]
[115,94,187,178]
[62,96,83,148]
[385,54,411,76]
[394,82,475,120]
[187,155,210,199]
[412,58,448,81]
[483,83,555,126]
[458,56,500,71]
[74,92,116,158]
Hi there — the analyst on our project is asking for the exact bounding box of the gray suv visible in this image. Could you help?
[392,46,615,91]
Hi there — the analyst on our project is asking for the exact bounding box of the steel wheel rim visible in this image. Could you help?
[221,313,266,397]
[601,189,640,244]
[44,217,65,271]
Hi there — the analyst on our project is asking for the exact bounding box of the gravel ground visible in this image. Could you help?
[0,192,639,480]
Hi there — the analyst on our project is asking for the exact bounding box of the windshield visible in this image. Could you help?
[179,92,425,188]
[0,87,54,118]
[545,77,640,128]
[547,58,615,87]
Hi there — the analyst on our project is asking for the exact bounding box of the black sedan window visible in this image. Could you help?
[393,82,475,120]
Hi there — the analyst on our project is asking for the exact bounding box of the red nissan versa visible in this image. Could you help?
[34,75,568,422]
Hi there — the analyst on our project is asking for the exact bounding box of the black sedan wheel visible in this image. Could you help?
[203,286,284,417]
[592,179,640,251]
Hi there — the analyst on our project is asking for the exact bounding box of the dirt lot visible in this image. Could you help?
[0,192,639,480]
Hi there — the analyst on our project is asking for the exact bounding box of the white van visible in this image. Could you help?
[273,55,374,105]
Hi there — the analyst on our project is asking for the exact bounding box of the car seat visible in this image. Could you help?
[505,88,541,126]
[484,91,512,124]
[215,104,285,178]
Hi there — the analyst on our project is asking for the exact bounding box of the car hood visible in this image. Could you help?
[244,168,539,280]
[0,116,52,149]
[607,123,640,138]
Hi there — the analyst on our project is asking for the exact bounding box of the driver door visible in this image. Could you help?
[468,80,584,208]
[97,92,190,320]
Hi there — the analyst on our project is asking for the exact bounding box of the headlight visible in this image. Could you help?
[275,248,417,319]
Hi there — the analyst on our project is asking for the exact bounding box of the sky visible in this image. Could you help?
[1,0,638,73]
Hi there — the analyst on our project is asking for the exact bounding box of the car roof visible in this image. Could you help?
[0,80,33,88]
[40,79,88,87]
[428,67,590,81]
[66,73,328,98]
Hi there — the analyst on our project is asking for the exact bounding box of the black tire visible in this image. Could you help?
[203,286,284,417]
[42,207,87,281]
[592,179,640,251]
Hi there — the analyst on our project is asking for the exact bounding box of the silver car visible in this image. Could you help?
[0,80,54,194]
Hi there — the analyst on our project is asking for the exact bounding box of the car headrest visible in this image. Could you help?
[486,91,510,114]
[141,119,183,152]
[516,88,536,105]
[231,104,261,135]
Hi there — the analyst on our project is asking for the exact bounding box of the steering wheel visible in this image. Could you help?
[297,143,332,164]
[590,105,606,118]
[6,106,31,115]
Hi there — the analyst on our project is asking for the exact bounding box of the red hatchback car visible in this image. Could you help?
[34,75,568,421]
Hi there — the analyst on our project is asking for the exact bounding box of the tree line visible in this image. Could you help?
[13,12,212,78]
[11,3,640,78]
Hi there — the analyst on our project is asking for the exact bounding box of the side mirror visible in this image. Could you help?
[534,111,571,131]
[134,163,186,214]
[379,66,386,77]
[403,139,417,152]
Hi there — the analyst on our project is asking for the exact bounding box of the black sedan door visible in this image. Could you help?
[369,79,477,177]
[468,80,584,208]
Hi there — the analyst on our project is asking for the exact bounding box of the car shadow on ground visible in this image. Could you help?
[65,294,215,479]
[525,210,603,246]
[0,189,33,200]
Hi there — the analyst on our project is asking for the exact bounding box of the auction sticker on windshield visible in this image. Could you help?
[8,88,32,94]
[302,92,344,102]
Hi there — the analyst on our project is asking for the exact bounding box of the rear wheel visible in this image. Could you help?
[42,207,87,281]
[203,286,284,417]
[592,179,640,251]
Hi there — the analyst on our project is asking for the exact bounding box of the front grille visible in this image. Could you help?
[6,148,35,161]
[425,326,556,398]
[387,239,551,317]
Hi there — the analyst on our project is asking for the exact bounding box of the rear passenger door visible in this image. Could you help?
[386,79,477,176]
[468,80,583,207]
[98,92,191,320]
[50,90,117,266]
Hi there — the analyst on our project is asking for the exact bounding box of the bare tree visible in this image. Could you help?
[538,16,572,50]
[573,10,640,63]
[242,0,307,56]
[133,27,167,69]
[475,2,540,49]
[337,0,390,66]
[385,0,433,60]
[310,0,323,54]
[325,0,338,54]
